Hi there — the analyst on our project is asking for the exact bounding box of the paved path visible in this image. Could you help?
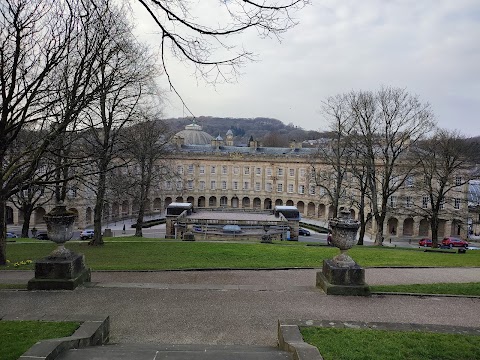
[2,268,480,347]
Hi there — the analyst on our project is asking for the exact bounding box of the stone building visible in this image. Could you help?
[6,121,471,240]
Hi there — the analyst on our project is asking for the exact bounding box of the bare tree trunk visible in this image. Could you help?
[374,214,385,246]
[91,170,107,246]
[135,204,144,237]
[21,205,34,238]
[431,215,440,248]
[0,199,6,265]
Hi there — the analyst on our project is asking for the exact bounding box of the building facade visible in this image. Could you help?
[6,122,470,240]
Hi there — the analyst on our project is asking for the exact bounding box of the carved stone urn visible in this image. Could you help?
[44,203,76,259]
[329,210,360,267]
[316,209,370,296]
[28,202,91,290]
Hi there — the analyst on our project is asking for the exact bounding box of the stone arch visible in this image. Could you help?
[175,196,184,203]
[451,219,463,236]
[387,217,398,236]
[209,196,217,207]
[264,198,272,210]
[164,197,172,208]
[286,199,294,206]
[327,205,335,219]
[121,200,129,216]
[153,198,162,211]
[34,207,46,224]
[253,197,261,209]
[297,201,305,214]
[318,204,326,219]
[186,196,194,205]
[144,199,151,213]
[103,203,110,220]
[197,196,206,207]
[18,209,25,223]
[6,206,14,224]
[419,218,429,236]
[438,220,446,238]
[86,207,92,224]
[132,200,139,214]
[307,202,315,217]
[68,208,79,221]
[112,202,120,218]
[220,196,228,207]
[231,196,239,208]
[275,199,283,206]
[403,218,414,236]
[242,197,250,208]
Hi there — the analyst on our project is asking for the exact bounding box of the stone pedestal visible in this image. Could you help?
[28,253,91,290]
[316,259,370,296]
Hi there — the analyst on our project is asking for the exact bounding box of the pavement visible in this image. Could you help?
[2,268,480,352]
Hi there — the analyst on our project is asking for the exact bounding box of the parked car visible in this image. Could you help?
[6,232,18,238]
[441,237,468,248]
[298,228,311,236]
[80,229,95,240]
[418,238,433,247]
[35,232,49,240]
[222,225,242,234]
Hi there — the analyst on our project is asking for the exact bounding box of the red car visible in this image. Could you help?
[441,237,468,248]
[418,238,433,247]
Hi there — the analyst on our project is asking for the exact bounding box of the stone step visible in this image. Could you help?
[55,343,293,360]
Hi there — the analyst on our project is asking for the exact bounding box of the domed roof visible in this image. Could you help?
[174,120,214,145]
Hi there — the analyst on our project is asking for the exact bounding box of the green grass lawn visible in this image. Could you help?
[0,320,80,360]
[301,327,480,360]
[3,239,480,270]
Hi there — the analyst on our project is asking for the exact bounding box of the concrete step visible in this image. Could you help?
[55,343,293,360]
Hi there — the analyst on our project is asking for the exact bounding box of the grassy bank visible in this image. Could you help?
[0,320,80,360]
[301,327,480,360]
[2,239,480,270]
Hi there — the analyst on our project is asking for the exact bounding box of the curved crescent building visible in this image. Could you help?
[5,121,471,241]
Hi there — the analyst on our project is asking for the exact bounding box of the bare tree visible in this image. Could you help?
[137,0,308,112]
[82,4,160,246]
[311,94,355,220]
[119,119,172,237]
[410,129,476,247]
[349,87,435,246]
[0,0,82,265]
[262,132,289,147]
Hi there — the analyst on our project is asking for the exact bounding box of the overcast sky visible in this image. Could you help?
[131,1,480,137]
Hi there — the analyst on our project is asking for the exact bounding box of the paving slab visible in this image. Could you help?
[2,268,480,347]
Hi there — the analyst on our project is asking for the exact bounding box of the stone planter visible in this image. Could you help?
[28,202,91,290]
[316,210,370,296]
[329,210,360,267]
[43,204,76,259]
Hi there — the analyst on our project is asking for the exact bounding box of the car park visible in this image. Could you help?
[441,237,468,248]
[35,232,49,240]
[80,229,95,240]
[298,228,311,236]
[418,238,433,247]
[6,232,18,238]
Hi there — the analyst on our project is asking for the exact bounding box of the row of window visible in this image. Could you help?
[163,180,318,194]
[389,196,463,210]
[178,165,308,178]
[397,175,464,188]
